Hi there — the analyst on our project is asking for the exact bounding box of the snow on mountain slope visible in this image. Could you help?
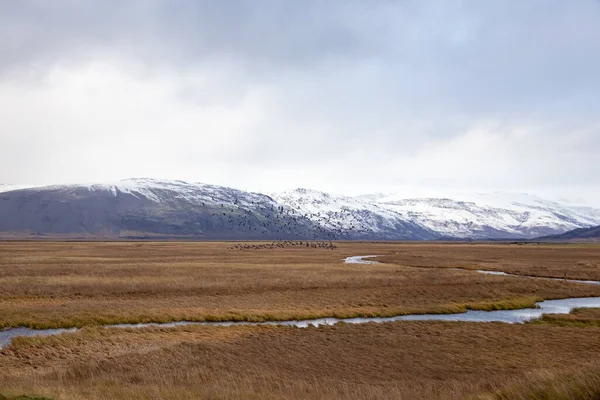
[0,179,310,238]
[274,189,600,239]
[24,178,276,210]
[2,178,598,239]
[86,178,276,207]
[358,192,600,238]
[271,189,439,240]
[0,184,36,193]
[273,188,385,232]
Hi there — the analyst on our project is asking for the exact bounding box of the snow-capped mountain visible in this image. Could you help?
[0,178,598,239]
[274,189,600,239]
[0,184,36,193]
[367,192,600,238]
[271,189,436,240]
[0,178,317,239]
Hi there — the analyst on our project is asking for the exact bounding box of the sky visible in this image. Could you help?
[1,1,599,205]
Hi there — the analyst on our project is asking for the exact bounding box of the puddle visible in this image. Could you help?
[344,255,380,264]
[0,327,77,349]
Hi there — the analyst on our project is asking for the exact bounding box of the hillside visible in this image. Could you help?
[540,225,600,240]
[0,179,598,240]
[0,179,319,240]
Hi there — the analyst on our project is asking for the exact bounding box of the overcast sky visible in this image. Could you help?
[1,1,599,204]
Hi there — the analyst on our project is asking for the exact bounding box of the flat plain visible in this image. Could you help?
[1,241,600,399]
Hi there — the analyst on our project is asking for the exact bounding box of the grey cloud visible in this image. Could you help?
[3,1,599,115]
[0,0,378,72]
[0,0,599,201]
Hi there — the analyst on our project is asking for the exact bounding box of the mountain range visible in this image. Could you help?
[0,178,599,240]
[540,225,600,241]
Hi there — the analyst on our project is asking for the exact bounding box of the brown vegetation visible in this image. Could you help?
[1,242,599,329]
[534,307,600,327]
[2,321,600,399]
[2,241,600,399]
[378,242,600,280]
[491,362,600,400]
[1,242,600,328]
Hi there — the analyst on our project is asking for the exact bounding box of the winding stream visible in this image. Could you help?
[476,269,600,285]
[344,255,600,285]
[2,255,600,349]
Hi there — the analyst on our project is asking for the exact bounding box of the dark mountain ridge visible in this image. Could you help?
[540,225,600,240]
[0,178,598,240]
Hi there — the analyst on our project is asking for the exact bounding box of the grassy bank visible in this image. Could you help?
[531,307,600,327]
[0,297,547,330]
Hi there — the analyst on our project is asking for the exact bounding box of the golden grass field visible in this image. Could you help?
[2,241,600,329]
[1,241,600,399]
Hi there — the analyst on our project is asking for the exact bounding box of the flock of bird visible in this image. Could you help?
[205,194,365,249]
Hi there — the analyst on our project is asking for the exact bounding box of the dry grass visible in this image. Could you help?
[0,394,51,400]
[2,242,600,399]
[533,307,600,327]
[2,321,600,399]
[489,363,600,400]
[1,242,600,329]
[378,242,600,280]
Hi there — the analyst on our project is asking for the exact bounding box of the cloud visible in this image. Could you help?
[0,0,599,204]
